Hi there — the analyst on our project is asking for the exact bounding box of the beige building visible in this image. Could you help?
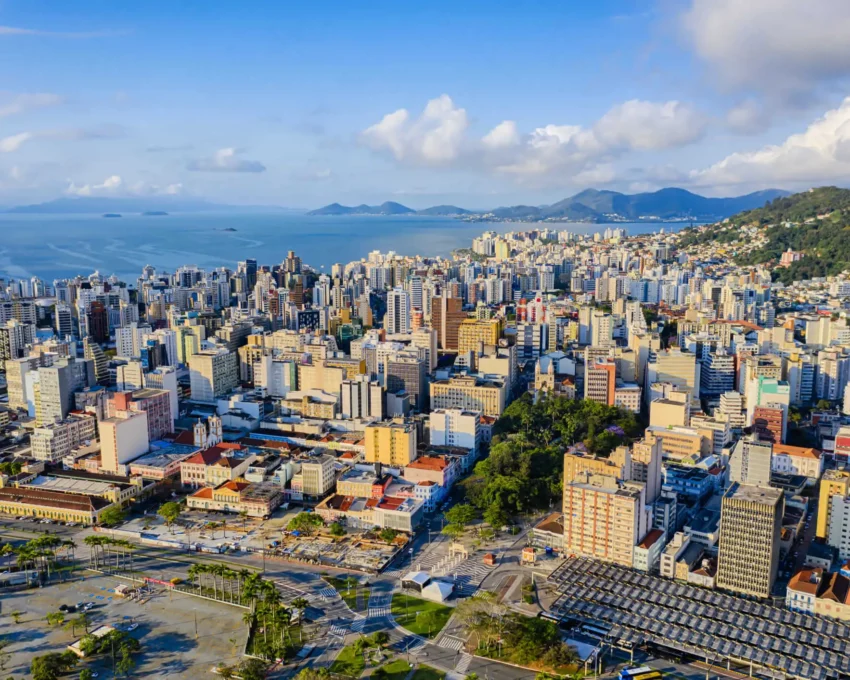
[562,470,647,568]
[188,349,239,401]
[298,454,337,497]
[99,410,149,474]
[31,413,97,463]
[649,398,690,429]
[365,420,418,467]
[716,483,783,599]
[631,438,662,504]
[644,425,710,461]
[430,375,507,417]
[563,446,631,486]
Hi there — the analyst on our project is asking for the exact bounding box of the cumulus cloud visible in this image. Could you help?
[0,92,63,118]
[187,147,266,173]
[682,0,850,103]
[362,95,705,181]
[64,175,184,197]
[361,94,469,164]
[691,97,850,190]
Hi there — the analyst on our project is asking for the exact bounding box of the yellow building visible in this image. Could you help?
[817,470,850,539]
[365,419,418,466]
[457,319,503,356]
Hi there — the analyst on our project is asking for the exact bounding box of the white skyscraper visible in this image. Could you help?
[386,286,411,335]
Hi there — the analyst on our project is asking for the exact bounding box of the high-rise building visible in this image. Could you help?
[649,348,699,398]
[386,355,428,412]
[431,294,465,351]
[188,349,239,402]
[728,437,773,487]
[0,319,35,361]
[340,375,384,420]
[753,403,786,444]
[364,419,418,466]
[86,301,109,343]
[631,438,662,504]
[585,358,616,406]
[457,318,502,356]
[716,483,783,598]
[54,303,74,339]
[31,412,97,462]
[430,375,507,417]
[701,349,736,396]
[99,409,150,473]
[429,408,481,454]
[562,471,647,568]
[386,287,411,335]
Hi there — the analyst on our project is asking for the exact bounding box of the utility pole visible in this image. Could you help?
[194,609,198,639]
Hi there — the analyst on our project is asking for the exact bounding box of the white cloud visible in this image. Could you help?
[0,132,33,152]
[187,147,266,173]
[682,0,850,102]
[63,176,183,197]
[362,95,705,182]
[0,92,63,118]
[65,175,123,196]
[361,94,469,164]
[691,96,850,189]
[593,100,706,150]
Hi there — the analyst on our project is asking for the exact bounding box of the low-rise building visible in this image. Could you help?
[771,443,823,481]
[186,479,283,517]
[633,528,665,573]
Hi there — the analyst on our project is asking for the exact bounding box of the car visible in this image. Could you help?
[59,604,69,612]
[67,522,77,527]
[91,673,99,678]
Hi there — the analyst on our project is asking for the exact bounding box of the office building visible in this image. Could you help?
[429,408,481,454]
[430,375,507,417]
[386,287,411,335]
[340,375,385,420]
[729,437,773,487]
[188,349,239,401]
[431,294,465,351]
[99,410,150,474]
[716,483,783,599]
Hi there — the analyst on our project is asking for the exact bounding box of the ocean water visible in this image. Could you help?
[0,212,677,282]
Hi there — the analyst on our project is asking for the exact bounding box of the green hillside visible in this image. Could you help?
[679,187,850,284]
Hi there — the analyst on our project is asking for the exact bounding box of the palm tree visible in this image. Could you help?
[291,597,309,641]
[0,543,14,573]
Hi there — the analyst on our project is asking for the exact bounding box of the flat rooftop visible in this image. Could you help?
[25,475,120,496]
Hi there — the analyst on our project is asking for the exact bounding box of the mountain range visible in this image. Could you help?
[308,188,789,222]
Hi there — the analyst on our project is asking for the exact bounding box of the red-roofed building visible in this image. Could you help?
[404,455,459,489]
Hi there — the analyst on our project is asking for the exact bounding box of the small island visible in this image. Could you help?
[141,211,169,216]
[222,227,238,232]
[102,213,122,218]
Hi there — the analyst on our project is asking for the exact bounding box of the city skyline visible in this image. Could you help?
[4,1,850,208]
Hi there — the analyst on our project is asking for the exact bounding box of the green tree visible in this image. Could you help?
[329,522,346,537]
[379,527,399,542]
[238,658,269,680]
[46,611,65,626]
[371,631,389,647]
[442,524,465,541]
[115,647,136,677]
[80,669,94,680]
[286,512,324,534]
[817,399,832,411]
[297,668,331,680]
[445,503,477,528]
[0,637,10,674]
[99,505,126,527]
[157,501,182,532]
[483,506,509,530]
[30,652,77,680]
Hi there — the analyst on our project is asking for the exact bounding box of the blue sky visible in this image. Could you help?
[2,0,850,208]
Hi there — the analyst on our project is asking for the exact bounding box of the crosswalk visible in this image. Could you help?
[391,634,427,654]
[350,616,366,633]
[368,606,391,618]
[275,580,311,604]
[329,624,348,638]
[455,653,473,674]
[437,635,465,652]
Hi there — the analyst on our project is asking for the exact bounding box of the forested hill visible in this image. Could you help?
[729,186,850,226]
[679,186,850,284]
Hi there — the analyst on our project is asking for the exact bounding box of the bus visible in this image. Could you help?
[619,667,662,680]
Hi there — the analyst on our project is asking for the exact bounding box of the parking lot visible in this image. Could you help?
[1,571,247,677]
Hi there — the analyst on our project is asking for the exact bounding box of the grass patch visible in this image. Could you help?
[391,593,452,639]
[325,576,369,611]
[330,643,365,678]
[379,659,413,680]
[411,665,446,680]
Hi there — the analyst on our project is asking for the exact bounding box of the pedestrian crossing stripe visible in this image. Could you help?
[455,653,473,674]
[437,635,465,651]
[368,606,391,618]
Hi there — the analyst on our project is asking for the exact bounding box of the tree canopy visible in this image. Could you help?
[463,394,641,520]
